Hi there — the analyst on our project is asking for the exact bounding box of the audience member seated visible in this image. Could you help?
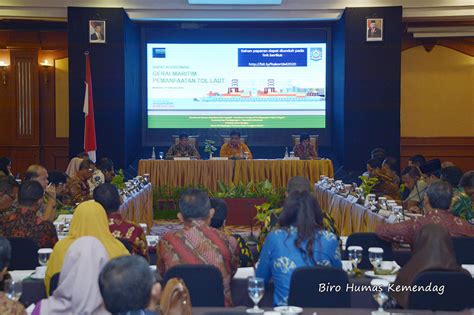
[0,177,19,216]
[98,158,115,183]
[47,170,73,215]
[256,191,342,306]
[94,183,149,260]
[407,154,426,168]
[219,130,253,159]
[376,181,474,246]
[401,166,427,213]
[0,237,27,315]
[382,156,401,185]
[0,157,12,178]
[25,165,57,222]
[366,158,399,200]
[156,189,239,307]
[210,198,254,267]
[293,134,317,160]
[99,256,161,315]
[45,200,129,293]
[65,159,95,205]
[32,237,110,315]
[420,159,442,184]
[257,176,339,253]
[391,224,470,308]
[0,181,57,249]
[165,133,200,160]
[447,169,473,223]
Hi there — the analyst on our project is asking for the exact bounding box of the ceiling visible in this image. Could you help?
[0,0,473,21]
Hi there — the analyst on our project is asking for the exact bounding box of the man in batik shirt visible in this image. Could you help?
[93,183,149,260]
[376,181,474,246]
[157,189,239,307]
[293,134,317,160]
[450,170,474,223]
[65,159,94,205]
[165,133,200,159]
[0,181,58,248]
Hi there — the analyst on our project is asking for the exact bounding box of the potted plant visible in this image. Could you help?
[204,139,217,159]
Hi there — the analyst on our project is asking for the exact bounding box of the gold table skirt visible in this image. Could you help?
[119,184,154,231]
[138,159,334,192]
[314,184,385,236]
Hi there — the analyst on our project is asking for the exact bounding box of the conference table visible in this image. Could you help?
[138,159,334,192]
[191,307,451,314]
[314,184,386,236]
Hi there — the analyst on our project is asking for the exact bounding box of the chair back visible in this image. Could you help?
[49,272,60,295]
[7,237,39,270]
[452,236,474,264]
[288,266,350,308]
[408,270,474,311]
[221,135,247,144]
[118,238,133,254]
[163,264,225,307]
[172,135,199,147]
[344,233,393,269]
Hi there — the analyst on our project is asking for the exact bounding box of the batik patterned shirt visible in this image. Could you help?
[376,209,474,246]
[292,143,317,160]
[157,220,239,307]
[65,175,91,205]
[165,143,200,159]
[451,188,473,223]
[108,213,149,259]
[220,143,253,159]
[0,207,58,248]
[256,227,342,306]
[0,292,26,315]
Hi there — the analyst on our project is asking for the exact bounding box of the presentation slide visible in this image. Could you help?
[147,43,326,129]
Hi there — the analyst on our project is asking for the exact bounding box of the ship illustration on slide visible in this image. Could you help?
[197,79,325,102]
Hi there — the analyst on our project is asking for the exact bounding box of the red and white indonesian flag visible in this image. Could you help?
[83,53,97,162]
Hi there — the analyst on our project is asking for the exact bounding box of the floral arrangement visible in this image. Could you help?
[204,139,217,158]
[111,169,126,189]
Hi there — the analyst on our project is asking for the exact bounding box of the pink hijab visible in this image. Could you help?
[38,237,110,315]
[65,157,83,177]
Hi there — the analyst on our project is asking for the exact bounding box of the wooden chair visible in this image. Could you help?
[171,135,199,147]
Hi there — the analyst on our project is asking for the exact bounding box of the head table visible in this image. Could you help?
[138,159,334,193]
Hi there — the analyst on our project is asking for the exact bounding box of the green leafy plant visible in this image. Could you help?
[111,169,125,189]
[358,175,379,196]
[204,139,217,157]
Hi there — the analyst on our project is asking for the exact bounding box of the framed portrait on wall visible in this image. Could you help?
[89,20,106,44]
[366,18,383,42]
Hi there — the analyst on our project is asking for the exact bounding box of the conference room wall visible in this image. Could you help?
[68,7,141,169]
[333,7,402,171]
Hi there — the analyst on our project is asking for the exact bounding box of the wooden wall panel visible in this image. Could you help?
[401,137,474,172]
[41,146,69,171]
[0,146,40,177]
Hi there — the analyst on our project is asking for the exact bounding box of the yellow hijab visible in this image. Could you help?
[45,200,129,293]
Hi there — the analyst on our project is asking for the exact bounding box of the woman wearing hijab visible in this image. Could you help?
[391,224,470,308]
[45,200,129,293]
[65,157,83,178]
[0,157,12,178]
[33,237,110,315]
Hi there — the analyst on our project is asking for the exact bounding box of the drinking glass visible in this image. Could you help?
[289,151,295,158]
[5,279,22,302]
[347,246,363,270]
[378,197,387,209]
[158,151,164,160]
[38,248,53,266]
[371,279,390,314]
[247,277,264,313]
[368,247,384,270]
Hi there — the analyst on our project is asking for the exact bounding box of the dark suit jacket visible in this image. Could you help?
[90,32,104,41]
[367,27,382,38]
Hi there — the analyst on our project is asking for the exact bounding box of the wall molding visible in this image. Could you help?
[400,137,474,171]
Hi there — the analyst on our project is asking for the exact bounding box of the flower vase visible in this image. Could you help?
[209,152,213,160]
